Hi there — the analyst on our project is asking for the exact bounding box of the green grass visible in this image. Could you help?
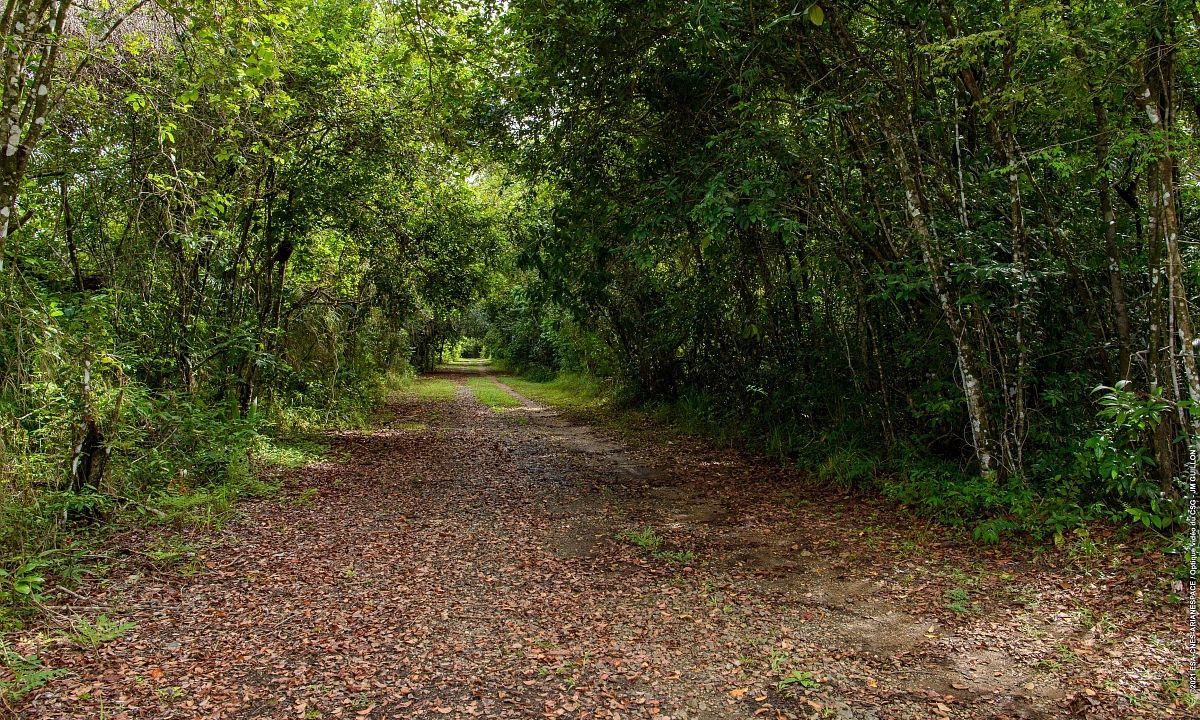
[401,377,458,402]
[139,432,328,530]
[141,536,198,570]
[466,378,522,410]
[501,372,609,410]
[656,549,696,565]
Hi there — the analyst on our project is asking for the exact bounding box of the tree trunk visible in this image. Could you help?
[879,117,999,479]
[1141,4,1200,442]
[0,0,73,270]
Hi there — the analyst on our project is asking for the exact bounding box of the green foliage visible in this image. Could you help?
[252,436,329,471]
[1,0,505,615]
[655,549,697,565]
[0,642,66,701]
[816,449,878,488]
[0,560,48,607]
[777,669,821,692]
[1084,382,1183,531]
[943,587,979,615]
[879,453,1105,542]
[60,614,136,652]
[292,488,319,506]
[141,537,199,571]
[0,0,1193,641]
[476,0,1200,543]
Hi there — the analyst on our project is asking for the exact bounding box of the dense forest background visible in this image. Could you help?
[1,0,1198,613]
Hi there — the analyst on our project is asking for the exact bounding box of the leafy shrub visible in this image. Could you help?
[1085,382,1183,531]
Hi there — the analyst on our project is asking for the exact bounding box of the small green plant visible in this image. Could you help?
[972,517,1017,544]
[617,527,695,564]
[859,524,883,551]
[350,693,372,711]
[156,685,187,702]
[142,537,197,569]
[777,669,820,692]
[1003,581,1040,609]
[656,549,696,565]
[62,614,136,651]
[145,483,245,531]
[1160,676,1199,707]
[0,641,67,701]
[1019,619,1048,639]
[817,448,876,488]
[768,649,790,673]
[1087,382,1180,530]
[619,528,664,554]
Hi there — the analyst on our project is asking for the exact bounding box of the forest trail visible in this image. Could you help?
[12,366,1183,719]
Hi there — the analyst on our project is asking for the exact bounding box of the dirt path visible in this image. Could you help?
[8,367,1189,719]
